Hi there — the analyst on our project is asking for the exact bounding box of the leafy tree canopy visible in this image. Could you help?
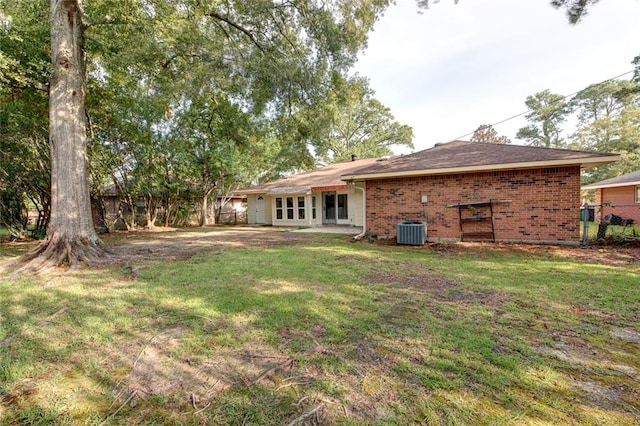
[470,124,511,144]
[570,79,640,182]
[516,90,571,148]
[550,0,600,24]
[517,78,640,184]
[301,75,414,162]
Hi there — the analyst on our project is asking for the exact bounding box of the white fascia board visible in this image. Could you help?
[341,156,620,181]
[582,181,640,190]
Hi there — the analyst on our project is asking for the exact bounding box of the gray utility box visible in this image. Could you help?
[397,221,427,245]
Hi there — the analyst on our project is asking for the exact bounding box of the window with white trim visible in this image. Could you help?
[337,193,348,219]
[298,197,305,219]
[275,196,306,221]
[635,186,640,204]
[286,197,294,219]
[312,196,317,219]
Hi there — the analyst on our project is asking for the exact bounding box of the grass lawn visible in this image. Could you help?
[580,220,640,241]
[1,228,639,425]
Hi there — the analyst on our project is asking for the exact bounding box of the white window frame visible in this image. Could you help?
[311,196,317,220]
[275,197,283,220]
[286,196,294,220]
[275,196,307,222]
[337,193,348,220]
[297,196,305,220]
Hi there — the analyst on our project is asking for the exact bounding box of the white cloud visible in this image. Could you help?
[354,0,640,152]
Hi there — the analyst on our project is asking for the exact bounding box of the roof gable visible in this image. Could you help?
[342,140,619,180]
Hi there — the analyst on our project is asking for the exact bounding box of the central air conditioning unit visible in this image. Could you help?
[396,221,427,245]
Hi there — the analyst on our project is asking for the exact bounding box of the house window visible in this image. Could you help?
[636,186,640,204]
[312,196,317,220]
[298,197,305,220]
[276,196,305,220]
[337,193,348,219]
[286,197,294,219]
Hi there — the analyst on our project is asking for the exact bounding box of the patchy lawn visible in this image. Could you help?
[1,227,639,425]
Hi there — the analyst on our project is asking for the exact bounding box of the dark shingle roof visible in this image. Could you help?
[341,140,619,180]
[582,170,640,189]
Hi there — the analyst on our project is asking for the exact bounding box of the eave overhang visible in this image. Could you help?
[311,185,349,191]
[582,180,640,190]
[341,156,620,182]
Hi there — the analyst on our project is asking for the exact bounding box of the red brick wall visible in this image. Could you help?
[596,186,640,224]
[365,166,581,243]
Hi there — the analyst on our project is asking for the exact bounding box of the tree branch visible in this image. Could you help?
[206,12,264,52]
[0,92,22,107]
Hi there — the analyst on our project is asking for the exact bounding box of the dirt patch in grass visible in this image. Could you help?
[365,266,458,293]
[610,328,640,344]
[105,325,310,418]
[424,241,640,266]
[103,226,312,264]
[534,328,640,417]
[109,327,392,424]
[53,226,640,269]
[574,380,634,413]
[365,265,510,307]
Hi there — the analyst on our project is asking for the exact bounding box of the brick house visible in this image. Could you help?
[582,170,640,225]
[341,141,618,244]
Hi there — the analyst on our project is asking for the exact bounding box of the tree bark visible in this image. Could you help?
[17,0,109,272]
[199,190,212,227]
[143,193,157,229]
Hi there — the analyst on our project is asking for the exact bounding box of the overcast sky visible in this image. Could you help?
[353,0,640,153]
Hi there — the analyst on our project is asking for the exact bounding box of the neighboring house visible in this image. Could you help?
[239,157,380,228]
[341,140,618,244]
[215,196,247,224]
[93,185,246,229]
[582,170,640,224]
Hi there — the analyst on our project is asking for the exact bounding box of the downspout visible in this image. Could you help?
[352,183,366,240]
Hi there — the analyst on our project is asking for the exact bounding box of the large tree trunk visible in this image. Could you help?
[199,189,214,227]
[199,193,208,227]
[17,0,109,272]
[143,193,157,229]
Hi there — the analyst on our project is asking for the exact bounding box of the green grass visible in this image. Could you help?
[1,230,639,425]
[0,225,37,238]
[581,220,640,241]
